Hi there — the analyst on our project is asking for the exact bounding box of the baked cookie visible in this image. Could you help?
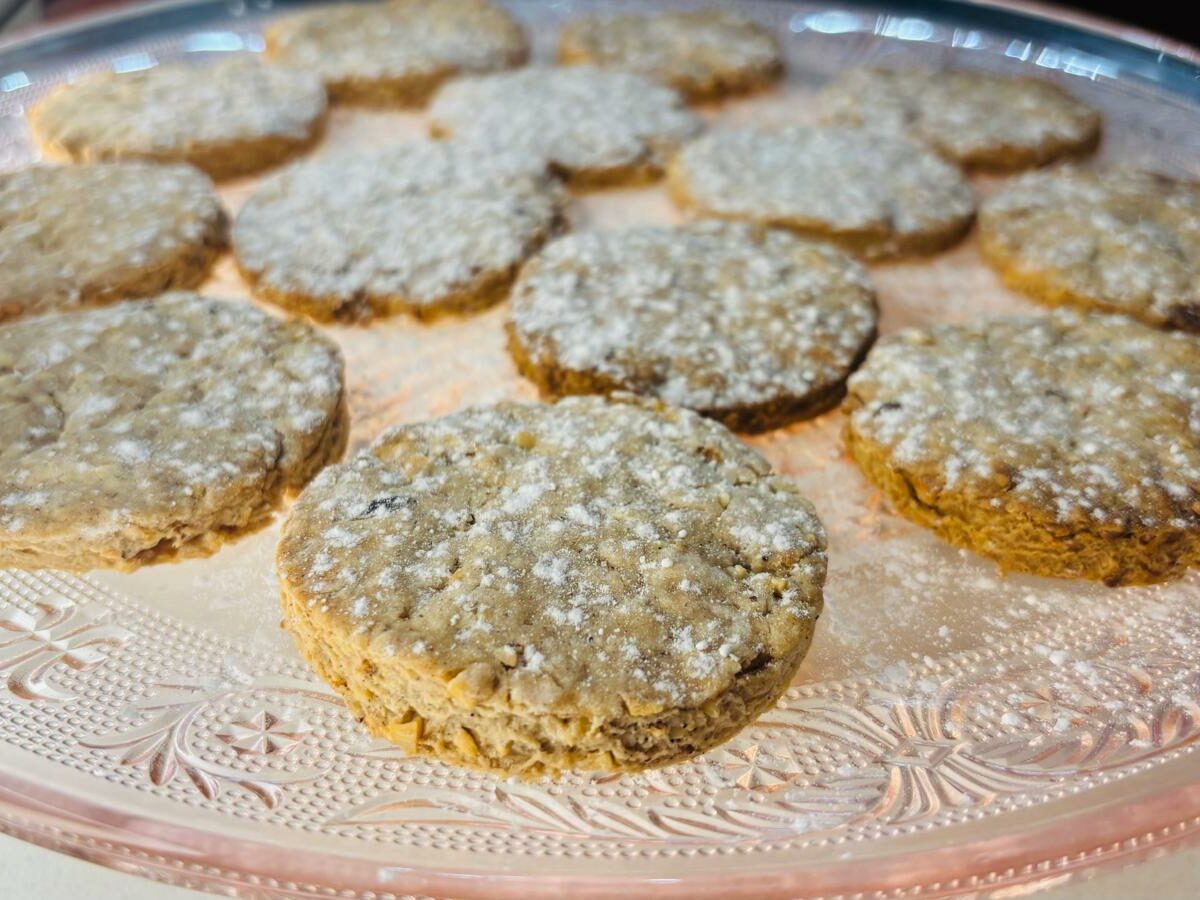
[558,9,783,102]
[265,0,528,107]
[233,141,567,322]
[278,395,826,776]
[818,67,1101,170]
[668,126,975,259]
[0,293,347,572]
[508,222,877,432]
[844,311,1200,586]
[0,163,227,323]
[30,55,326,180]
[979,168,1200,331]
[429,66,703,185]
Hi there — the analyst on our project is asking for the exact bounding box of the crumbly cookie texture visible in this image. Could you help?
[508,222,877,432]
[668,126,975,259]
[0,293,347,572]
[844,311,1200,586]
[30,55,327,180]
[979,168,1200,331]
[818,67,1101,170]
[429,66,703,186]
[233,141,568,322]
[558,9,783,102]
[277,395,826,777]
[0,163,227,323]
[265,0,528,107]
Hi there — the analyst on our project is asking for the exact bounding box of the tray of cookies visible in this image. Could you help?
[1,0,1199,897]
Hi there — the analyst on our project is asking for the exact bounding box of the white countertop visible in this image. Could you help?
[3,831,1198,898]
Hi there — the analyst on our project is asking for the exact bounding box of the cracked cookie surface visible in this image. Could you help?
[266,0,527,106]
[277,395,826,776]
[0,292,347,572]
[30,55,327,180]
[979,168,1200,330]
[0,163,227,323]
[818,67,1100,170]
[668,125,975,259]
[233,140,568,322]
[429,66,702,185]
[508,221,877,432]
[844,310,1200,585]
[558,9,782,101]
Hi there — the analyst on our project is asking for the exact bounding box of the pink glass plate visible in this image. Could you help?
[2,1,1200,896]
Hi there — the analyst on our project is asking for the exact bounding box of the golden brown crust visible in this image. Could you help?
[666,126,976,260]
[818,67,1102,171]
[0,163,228,323]
[978,168,1200,331]
[277,396,826,776]
[29,57,328,181]
[264,0,528,108]
[844,311,1200,586]
[0,293,347,572]
[506,222,879,432]
[557,10,783,102]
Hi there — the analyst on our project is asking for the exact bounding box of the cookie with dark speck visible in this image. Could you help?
[0,293,347,572]
[508,221,878,432]
[844,310,1200,585]
[277,395,826,777]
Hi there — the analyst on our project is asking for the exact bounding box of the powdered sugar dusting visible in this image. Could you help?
[278,396,826,716]
[846,310,1200,529]
[670,125,975,259]
[980,167,1200,328]
[233,140,566,320]
[429,66,702,180]
[509,221,877,419]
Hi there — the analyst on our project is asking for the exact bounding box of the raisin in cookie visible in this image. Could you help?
[668,126,975,259]
[508,222,877,432]
[0,163,226,323]
[265,0,528,107]
[277,395,826,777]
[233,141,567,322]
[429,66,702,186]
[844,310,1200,586]
[979,168,1200,330]
[30,56,326,180]
[558,9,783,102]
[0,293,347,572]
[818,67,1101,170]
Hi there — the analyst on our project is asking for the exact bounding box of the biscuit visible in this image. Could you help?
[0,293,347,572]
[668,126,975,259]
[0,163,227,323]
[508,221,878,432]
[979,168,1200,331]
[265,0,528,107]
[818,67,1101,170]
[30,55,327,180]
[233,141,568,322]
[277,395,826,777]
[558,9,783,102]
[844,311,1200,586]
[429,66,703,186]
